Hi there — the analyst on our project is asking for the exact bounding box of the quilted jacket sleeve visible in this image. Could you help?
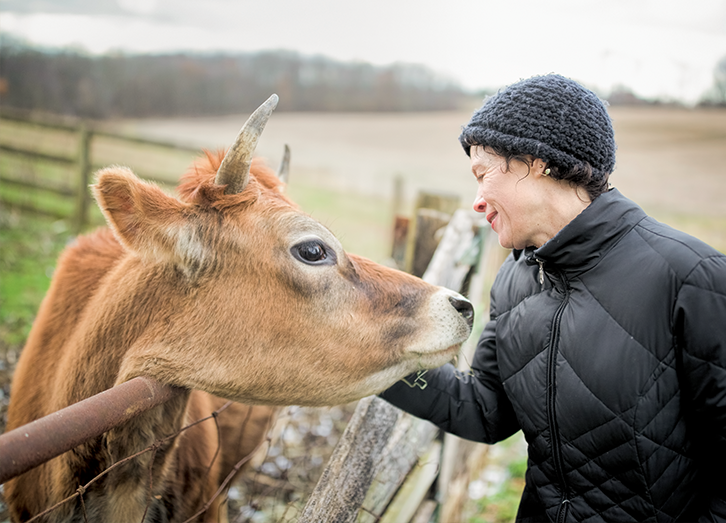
[379,315,520,444]
[674,255,726,522]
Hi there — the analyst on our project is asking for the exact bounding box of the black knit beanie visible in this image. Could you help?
[459,74,616,183]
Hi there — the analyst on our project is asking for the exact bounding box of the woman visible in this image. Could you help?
[380,74,726,522]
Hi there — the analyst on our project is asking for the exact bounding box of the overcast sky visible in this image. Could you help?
[2,0,725,105]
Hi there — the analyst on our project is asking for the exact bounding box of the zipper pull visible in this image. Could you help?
[538,259,545,290]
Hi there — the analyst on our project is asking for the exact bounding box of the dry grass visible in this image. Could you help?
[114,105,726,252]
[608,106,726,252]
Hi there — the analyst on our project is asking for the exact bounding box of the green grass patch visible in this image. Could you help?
[0,210,75,346]
[287,181,393,263]
[0,119,78,161]
[1,179,76,218]
[0,149,77,186]
[463,434,528,523]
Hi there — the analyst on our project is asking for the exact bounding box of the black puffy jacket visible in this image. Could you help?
[381,189,726,522]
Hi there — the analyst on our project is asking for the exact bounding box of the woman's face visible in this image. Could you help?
[470,146,546,249]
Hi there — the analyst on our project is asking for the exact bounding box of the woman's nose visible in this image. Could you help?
[473,196,487,213]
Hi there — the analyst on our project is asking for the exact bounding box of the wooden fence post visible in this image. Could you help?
[391,175,408,269]
[1,111,200,223]
[437,228,506,522]
[74,124,92,233]
[403,191,460,276]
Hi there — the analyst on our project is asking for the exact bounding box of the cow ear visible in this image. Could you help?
[92,167,197,265]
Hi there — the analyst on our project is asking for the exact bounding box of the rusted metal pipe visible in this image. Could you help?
[0,376,182,484]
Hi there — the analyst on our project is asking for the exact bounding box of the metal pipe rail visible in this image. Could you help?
[0,377,181,484]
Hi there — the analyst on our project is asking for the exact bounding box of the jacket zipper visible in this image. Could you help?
[546,267,571,523]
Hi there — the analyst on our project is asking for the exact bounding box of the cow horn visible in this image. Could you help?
[215,94,279,194]
[277,144,290,184]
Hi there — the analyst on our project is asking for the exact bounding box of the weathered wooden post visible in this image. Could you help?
[403,191,461,276]
[391,175,408,269]
[74,123,92,233]
[437,229,509,523]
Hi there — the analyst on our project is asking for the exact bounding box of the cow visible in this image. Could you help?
[3,95,474,522]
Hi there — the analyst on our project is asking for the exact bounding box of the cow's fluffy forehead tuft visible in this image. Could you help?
[177,150,296,212]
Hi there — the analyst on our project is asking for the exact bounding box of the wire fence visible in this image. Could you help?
[0,397,360,522]
[29,401,244,523]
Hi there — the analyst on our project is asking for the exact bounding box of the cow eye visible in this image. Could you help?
[291,240,336,265]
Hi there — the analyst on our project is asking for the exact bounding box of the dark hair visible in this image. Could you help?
[469,142,610,200]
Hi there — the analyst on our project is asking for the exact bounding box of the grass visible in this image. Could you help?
[0,210,75,347]
[0,209,76,518]
[287,181,394,263]
[461,434,528,523]
[645,207,726,254]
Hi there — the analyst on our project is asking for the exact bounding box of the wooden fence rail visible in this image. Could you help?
[0,108,199,232]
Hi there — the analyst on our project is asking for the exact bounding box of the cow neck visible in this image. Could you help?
[62,255,186,405]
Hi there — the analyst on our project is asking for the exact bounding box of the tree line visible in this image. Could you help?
[0,38,470,118]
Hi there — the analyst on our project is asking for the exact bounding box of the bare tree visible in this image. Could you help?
[701,55,726,106]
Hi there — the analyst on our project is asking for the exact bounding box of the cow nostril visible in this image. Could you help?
[448,296,474,328]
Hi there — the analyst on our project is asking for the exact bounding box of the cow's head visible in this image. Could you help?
[93,95,473,406]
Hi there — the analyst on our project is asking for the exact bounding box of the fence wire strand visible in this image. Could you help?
[23,400,244,522]
[7,400,352,523]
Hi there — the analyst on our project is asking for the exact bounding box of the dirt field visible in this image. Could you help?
[113,105,726,252]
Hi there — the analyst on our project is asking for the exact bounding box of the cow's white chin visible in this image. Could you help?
[409,342,464,368]
[345,342,464,401]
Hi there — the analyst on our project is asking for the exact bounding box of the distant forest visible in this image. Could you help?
[0,38,470,118]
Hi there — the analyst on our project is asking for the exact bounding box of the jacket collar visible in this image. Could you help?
[523,188,647,274]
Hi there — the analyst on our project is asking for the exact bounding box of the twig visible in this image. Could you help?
[181,413,276,523]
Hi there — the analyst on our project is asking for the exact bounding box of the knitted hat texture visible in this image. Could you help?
[459,74,616,181]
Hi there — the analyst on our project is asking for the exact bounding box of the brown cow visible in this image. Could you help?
[4,95,473,522]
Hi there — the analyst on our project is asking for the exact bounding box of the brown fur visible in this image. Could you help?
[5,151,472,522]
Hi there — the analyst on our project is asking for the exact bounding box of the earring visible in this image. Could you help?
[543,168,551,176]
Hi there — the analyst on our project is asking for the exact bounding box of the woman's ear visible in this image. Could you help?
[534,159,550,178]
